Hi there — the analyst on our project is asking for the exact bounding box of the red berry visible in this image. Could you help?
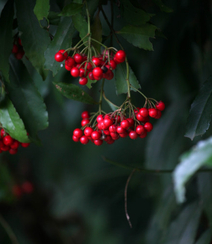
[12,185,22,197]
[10,140,20,149]
[15,50,25,59]
[74,53,83,63]
[104,70,114,80]
[92,67,103,79]
[73,128,83,138]
[85,62,92,70]
[54,52,64,62]
[155,110,162,119]
[110,132,119,140]
[84,127,93,137]
[103,130,110,135]
[80,136,89,145]
[127,118,134,127]
[136,125,146,135]
[108,60,117,70]
[92,57,101,66]
[144,122,153,132]
[139,108,149,117]
[121,119,130,129]
[21,142,30,148]
[119,132,128,138]
[114,50,126,63]
[79,77,88,85]
[70,67,80,77]
[81,119,90,127]
[148,108,158,118]
[81,111,90,119]
[3,135,13,146]
[12,44,18,53]
[116,126,126,134]
[156,101,165,111]
[22,181,34,194]
[18,37,22,46]
[103,118,113,128]
[72,135,80,142]
[1,145,9,151]
[139,130,147,138]
[136,113,146,122]
[109,125,117,133]
[1,129,6,138]
[96,114,104,123]
[129,131,138,140]
[65,57,75,70]
[9,148,18,155]
[91,131,101,140]
[59,49,68,59]
[93,139,103,146]
[88,72,95,80]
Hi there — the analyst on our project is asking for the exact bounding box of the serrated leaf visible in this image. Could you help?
[91,12,102,53]
[72,13,88,40]
[173,136,212,203]
[121,0,154,26]
[15,0,50,80]
[185,78,212,140]
[33,0,50,22]
[152,0,173,13]
[0,0,14,83]
[115,62,141,95]
[195,229,212,244]
[59,3,83,16]
[117,24,157,51]
[44,17,75,76]
[164,202,201,244]
[53,82,97,104]
[0,96,29,143]
[7,56,48,142]
[87,0,100,18]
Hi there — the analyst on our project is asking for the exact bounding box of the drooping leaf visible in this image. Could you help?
[0,0,14,83]
[33,0,50,22]
[173,136,212,203]
[0,96,29,143]
[59,3,83,16]
[163,202,201,244]
[53,82,97,104]
[15,0,50,80]
[72,13,88,40]
[195,229,212,244]
[185,78,212,140]
[48,11,60,25]
[152,0,173,13]
[121,0,154,26]
[91,12,102,53]
[87,0,100,18]
[44,17,75,76]
[117,24,157,51]
[115,62,141,95]
[7,56,48,142]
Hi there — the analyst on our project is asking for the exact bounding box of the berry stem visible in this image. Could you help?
[99,79,105,113]
[125,59,131,99]
[103,91,119,111]
[130,84,148,100]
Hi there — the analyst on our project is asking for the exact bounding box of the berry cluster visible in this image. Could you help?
[12,181,34,198]
[12,37,25,60]
[72,101,165,146]
[55,49,126,85]
[0,129,30,154]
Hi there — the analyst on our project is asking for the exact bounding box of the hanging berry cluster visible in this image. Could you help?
[0,129,30,154]
[12,36,25,60]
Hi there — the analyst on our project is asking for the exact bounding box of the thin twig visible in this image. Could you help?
[125,169,136,228]
[0,213,20,244]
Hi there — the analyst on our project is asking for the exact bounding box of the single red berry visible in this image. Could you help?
[155,110,162,119]
[103,118,113,128]
[139,108,149,117]
[73,128,83,138]
[3,135,13,146]
[110,132,119,140]
[9,148,18,155]
[98,121,107,130]
[70,67,80,77]
[109,125,117,133]
[21,142,30,148]
[156,101,165,111]
[59,49,68,59]
[84,127,93,137]
[12,44,19,53]
[114,50,126,63]
[119,132,128,138]
[79,68,86,77]
[74,53,83,63]
[15,50,25,60]
[92,67,103,79]
[121,119,130,129]
[91,131,101,140]
[136,113,146,122]
[92,57,101,66]
[1,145,9,151]
[22,181,34,194]
[81,111,89,119]
[81,119,90,127]
[144,122,153,132]
[54,52,64,62]
[96,114,104,123]
[88,72,95,80]
[80,136,89,145]
[129,131,138,140]
[148,108,158,118]
[85,62,92,70]
[136,125,146,135]
[0,129,6,138]
[103,130,110,135]
[116,126,126,134]
[139,130,147,138]
[79,77,88,85]
[104,70,114,80]
[65,57,75,70]
[108,59,117,70]
[10,140,20,149]
[93,139,103,146]
[72,135,80,142]
[0,140,3,148]
[127,118,134,127]
[12,185,22,198]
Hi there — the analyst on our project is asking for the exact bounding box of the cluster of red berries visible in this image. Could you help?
[0,129,30,154]
[12,37,25,60]
[12,181,34,198]
[72,101,165,146]
[54,49,126,85]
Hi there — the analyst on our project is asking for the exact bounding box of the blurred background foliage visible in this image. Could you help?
[0,0,212,243]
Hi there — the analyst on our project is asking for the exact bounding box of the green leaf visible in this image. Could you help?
[163,202,202,244]
[15,0,50,80]
[53,82,97,104]
[48,11,60,25]
[195,230,212,244]
[115,62,141,95]
[152,0,173,13]
[185,78,212,140]
[87,0,100,18]
[86,77,97,89]
[44,17,75,76]
[173,136,212,203]
[91,12,102,53]
[7,56,49,142]
[117,24,157,51]
[59,3,83,16]
[121,0,154,26]
[0,0,14,83]
[103,93,119,112]
[0,96,29,142]
[72,13,88,40]
[33,0,50,22]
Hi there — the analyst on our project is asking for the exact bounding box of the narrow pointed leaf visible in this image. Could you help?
[0,96,29,143]
[0,0,14,83]
[33,0,50,22]
[15,0,50,80]
[7,57,48,142]
[173,136,212,203]
[53,82,97,104]
[72,13,88,40]
[115,62,141,95]
[91,12,102,52]
[117,24,157,51]
[44,17,75,76]
[59,3,83,16]
[185,78,212,140]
